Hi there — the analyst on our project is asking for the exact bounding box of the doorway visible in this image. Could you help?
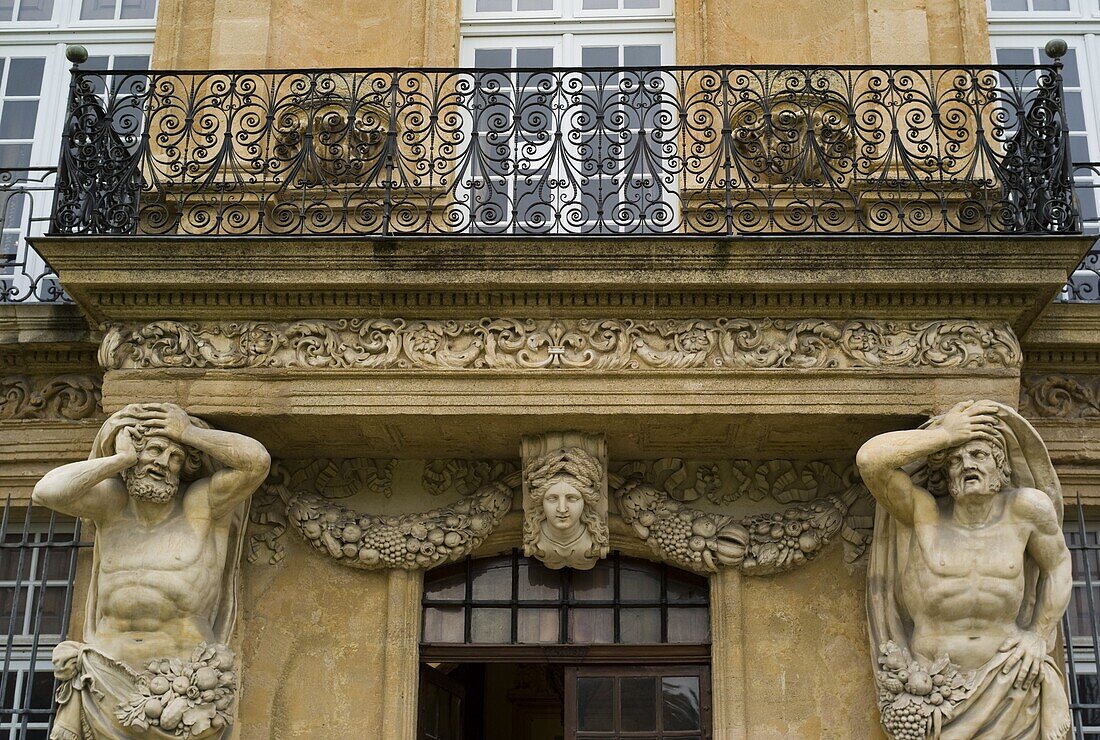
[417,552,712,740]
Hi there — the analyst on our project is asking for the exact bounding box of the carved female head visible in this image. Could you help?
[522,446,609,570]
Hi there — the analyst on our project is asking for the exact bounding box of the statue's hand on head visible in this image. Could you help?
[113,425,140,467]
[937,399,1002,448]
[135,402,193,444]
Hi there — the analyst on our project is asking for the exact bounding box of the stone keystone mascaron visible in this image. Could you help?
[522,433,610,570]
[32,403,271,740]
[858,400,1073,740]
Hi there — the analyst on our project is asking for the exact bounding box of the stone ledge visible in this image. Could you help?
[0,303,98,373]
[101,368,1018,458]
[31,235,1094,332]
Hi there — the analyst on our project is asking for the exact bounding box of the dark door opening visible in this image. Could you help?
[417,552,713,740]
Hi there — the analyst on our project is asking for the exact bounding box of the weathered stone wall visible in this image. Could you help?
[152,0,989,69]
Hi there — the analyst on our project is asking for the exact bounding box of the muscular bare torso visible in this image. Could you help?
[92,482,230,664]
[900,490,1031,671]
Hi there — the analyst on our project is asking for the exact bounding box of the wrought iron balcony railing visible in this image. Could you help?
[0,168,66,303]
[50,58,1079,238]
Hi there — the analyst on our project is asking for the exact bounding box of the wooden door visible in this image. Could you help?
[418,665,466,740]
[564,665,711,740]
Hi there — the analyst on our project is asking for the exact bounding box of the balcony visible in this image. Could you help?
[1,52,1096,308]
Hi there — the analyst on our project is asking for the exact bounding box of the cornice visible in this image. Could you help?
[32,235,1092,331]
[0,304,99,374]
[1021,302,1100,373]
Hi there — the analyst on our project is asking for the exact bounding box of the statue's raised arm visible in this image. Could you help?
[856,400,1002,526]
[861,400,1072,740]
[33,403,269,740]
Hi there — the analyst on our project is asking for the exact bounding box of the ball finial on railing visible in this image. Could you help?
[1044,38,1068,60]
[65,45,89,66]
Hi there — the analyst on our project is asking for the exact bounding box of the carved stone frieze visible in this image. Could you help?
[0,374,102,421]
[287,484,513,569]
[99,318,1021,371]
[1020,373,1100,420]
[614,457,857,504]
[615,478,860,576]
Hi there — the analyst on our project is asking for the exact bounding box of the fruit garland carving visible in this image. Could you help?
[287,482,513,569]
[615,478,859,576]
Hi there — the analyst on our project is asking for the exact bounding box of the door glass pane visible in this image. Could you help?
[6,59,43,96]
[620,676,657,731]
[662,676,701,731]
[470,607,510,643]
[569,608,613,643]
[576,677,613,731]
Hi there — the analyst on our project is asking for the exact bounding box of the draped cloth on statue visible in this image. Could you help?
[866,402,1072,740]
[49,420,247,740]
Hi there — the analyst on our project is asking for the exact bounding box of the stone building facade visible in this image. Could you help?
[1,0,1099,738]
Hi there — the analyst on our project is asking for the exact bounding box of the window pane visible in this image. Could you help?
[570,562,612,600]
[582,0,618,7]
[119,0,155,18]
[569,608,613,643]
[80,0,115,18]
[576,677,613,731]
[6,58,44,96]
[475,0,510,11]
[516,0,552,9]
[662,676,701,731]
[471,559,510,601]
[473,48,511,69]
[470,607,510,643]
[423,606,464,643]
[620,608,661,643]
[990,0,1027,8]
[0,0,13,20]
[424,563,465,601]
[517,608,558,643]
[16,0,52,20]
[667,607,709,643]
[994,48,1034,66]
[620,676,657,731]
[668,572,708,603]
[624,45,661,67]
[34,586,67,634]
[581,46,618,68]
[518,561,559,600]
[1033,0,1069,8]
[28,670,53,709]
[0,142,31,168]
[620,564,660,601]
[0,101,39,139]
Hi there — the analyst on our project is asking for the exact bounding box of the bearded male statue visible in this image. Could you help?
[32,403,270,740]
[857,400,1072,740]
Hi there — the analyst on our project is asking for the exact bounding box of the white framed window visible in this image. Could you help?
[0,0,154,300]
[460,0,675,233]
[1064,516,1100,739]
[0,516,81,740]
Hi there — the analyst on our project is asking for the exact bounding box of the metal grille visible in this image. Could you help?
[0,168,66,304]
[0,502,86,739]
[1065,499,1100,739]
[51,62,1077,237]
[1059,162,1100,302]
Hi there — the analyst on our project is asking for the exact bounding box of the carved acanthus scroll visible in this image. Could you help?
[615,478,860,576]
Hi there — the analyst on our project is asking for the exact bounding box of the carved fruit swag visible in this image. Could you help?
[875,641,974,740]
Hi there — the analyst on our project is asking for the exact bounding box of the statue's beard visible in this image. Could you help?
[122,468,179,503]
